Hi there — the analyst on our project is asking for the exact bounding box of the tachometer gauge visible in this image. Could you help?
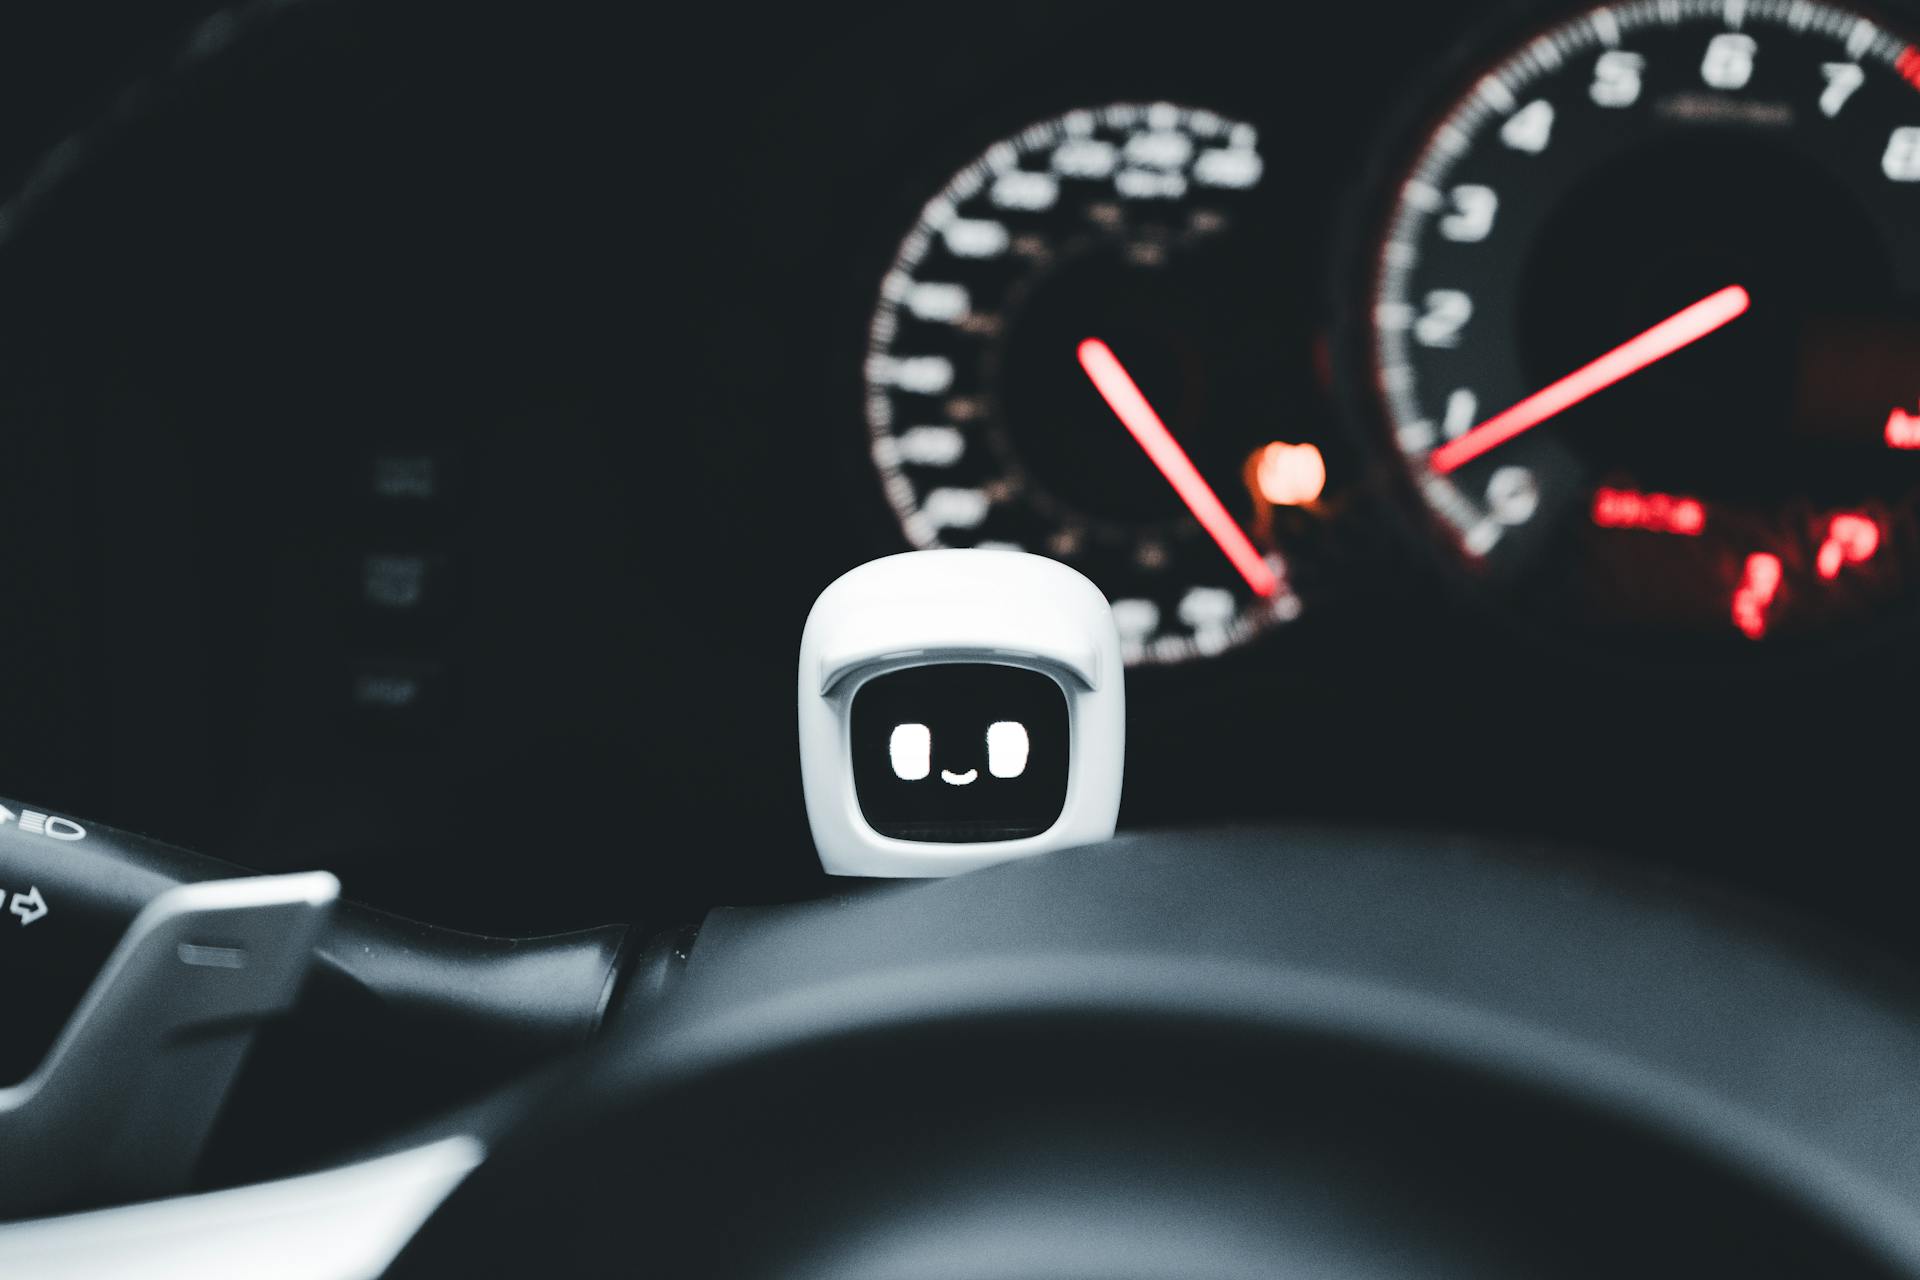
[866,103,1305,666]
[1364,0,1920,656]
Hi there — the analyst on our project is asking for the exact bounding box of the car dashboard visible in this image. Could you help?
[0,0,1915,964]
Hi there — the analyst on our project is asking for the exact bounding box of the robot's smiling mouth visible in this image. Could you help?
[939,768,979,786]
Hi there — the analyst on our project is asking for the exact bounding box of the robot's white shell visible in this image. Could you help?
[798,550,1125,878]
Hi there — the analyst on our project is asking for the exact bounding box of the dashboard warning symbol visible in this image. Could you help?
[3,886,48,926]
[0,806,85,841]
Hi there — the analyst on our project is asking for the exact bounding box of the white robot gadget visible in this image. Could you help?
[798,550,1126,878]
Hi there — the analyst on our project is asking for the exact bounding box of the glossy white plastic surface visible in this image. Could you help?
[799,550,1124,877]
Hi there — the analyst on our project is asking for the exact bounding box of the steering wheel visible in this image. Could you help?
[392,829,1920,1277]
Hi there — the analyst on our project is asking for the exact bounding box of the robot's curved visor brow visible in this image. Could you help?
[809,602,1104,697]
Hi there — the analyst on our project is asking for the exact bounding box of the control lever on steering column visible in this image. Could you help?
[0,869,338,1219]
[0,797,634,1218]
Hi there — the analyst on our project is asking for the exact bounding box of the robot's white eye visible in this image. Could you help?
[888,723,931,780]
[986,720,1029,779]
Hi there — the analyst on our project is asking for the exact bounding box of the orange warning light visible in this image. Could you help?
[1251,441,1327,507]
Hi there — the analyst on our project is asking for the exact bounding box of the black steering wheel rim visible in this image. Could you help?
[395,828,1920,1277]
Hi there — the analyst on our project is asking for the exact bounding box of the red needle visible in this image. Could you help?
[1428,284,1751,475]
[1076,337,1279,598]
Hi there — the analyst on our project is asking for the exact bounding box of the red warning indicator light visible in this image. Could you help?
[1591,487,1706,536]
[1899,45,1920,92]
[1733,552,1783,641]
[1816,513,1881,580]
[1886,404,1920,449]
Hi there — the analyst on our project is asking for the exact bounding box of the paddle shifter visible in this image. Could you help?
[0,799,630,1219]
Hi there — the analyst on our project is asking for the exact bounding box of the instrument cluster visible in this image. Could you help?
[860,0,1920,668]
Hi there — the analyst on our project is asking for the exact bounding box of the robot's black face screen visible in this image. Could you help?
[851,664,1070,843]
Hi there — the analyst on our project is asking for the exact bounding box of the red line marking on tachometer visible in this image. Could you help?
[1429,286,1751,475]
[1076,337,1279,598]
[1897,45,1920,92]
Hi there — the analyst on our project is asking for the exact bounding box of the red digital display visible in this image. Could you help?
[1591,487,1706,536]
[1816,514,1881,580]
[1733,553,1783,641]
[1886,404,1920,449]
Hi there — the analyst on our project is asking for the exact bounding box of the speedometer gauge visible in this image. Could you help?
[1366,0,1920,656]
[866,103,1304,666]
